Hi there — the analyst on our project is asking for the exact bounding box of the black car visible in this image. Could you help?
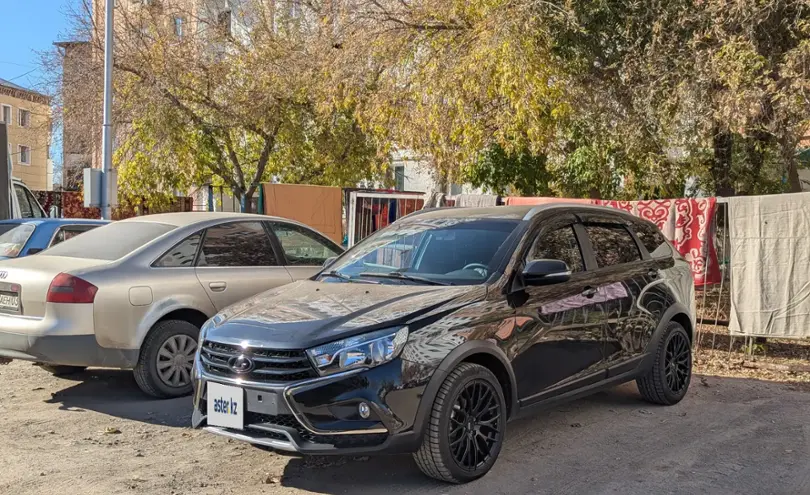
[191,204,695,483]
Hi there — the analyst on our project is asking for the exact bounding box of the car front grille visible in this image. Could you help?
[200,341,318,382]
[246,412,387,448]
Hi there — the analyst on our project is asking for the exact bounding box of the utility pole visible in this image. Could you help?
[100,0,114,219]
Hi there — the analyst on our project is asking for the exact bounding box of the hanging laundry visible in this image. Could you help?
[455,194,499,207]
[728,193,810,338]
[673,198,720,286]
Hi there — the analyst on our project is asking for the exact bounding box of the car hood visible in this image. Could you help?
[206,279,485,350]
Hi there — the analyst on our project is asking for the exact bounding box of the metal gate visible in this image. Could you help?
[347,191,424,246]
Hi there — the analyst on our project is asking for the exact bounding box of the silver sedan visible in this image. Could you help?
[0,212,343,398]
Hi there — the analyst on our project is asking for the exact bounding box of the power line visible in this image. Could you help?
[0,61,33,68]
[8,69,37,81]
[7,69,38,82]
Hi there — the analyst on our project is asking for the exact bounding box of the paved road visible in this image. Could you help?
[1,361,809,494]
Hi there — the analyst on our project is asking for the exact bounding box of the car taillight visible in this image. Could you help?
[46,273,98,304]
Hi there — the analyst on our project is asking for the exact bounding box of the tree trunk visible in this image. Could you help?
[711,127,735,197]
[781,136,803,193]
[241,190,254,213]
[786,158,803,193]
[742,131,768,195]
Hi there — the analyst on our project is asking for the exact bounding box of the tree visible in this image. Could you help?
[49,0,389,210]
[462,145,553,197]
[328,0,810,199]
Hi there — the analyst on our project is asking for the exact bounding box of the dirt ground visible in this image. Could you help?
[2,360,810,495]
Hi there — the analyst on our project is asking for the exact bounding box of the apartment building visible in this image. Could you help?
[0,78,52,191]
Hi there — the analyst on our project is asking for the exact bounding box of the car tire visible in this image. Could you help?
[134,319,200,399]
[413,363,507,483]
[39,364,87,376]
[637,321,692,405]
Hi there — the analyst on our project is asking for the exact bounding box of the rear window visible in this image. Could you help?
[43,221,176,260]
[585,224,642,268]
[633,221,672,258]
[0,224,35,257]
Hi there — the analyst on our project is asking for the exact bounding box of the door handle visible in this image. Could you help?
[582,287,597,298]
[209,282,227,292]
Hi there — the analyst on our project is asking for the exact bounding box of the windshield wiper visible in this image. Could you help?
[356,272,452,286]
[320,270,353,281]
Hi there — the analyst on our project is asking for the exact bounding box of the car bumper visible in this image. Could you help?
[0,306,137,368]
[191,356,436,455]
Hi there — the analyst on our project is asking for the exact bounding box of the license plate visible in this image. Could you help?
[207,382,244,430]
[0,292,19,311]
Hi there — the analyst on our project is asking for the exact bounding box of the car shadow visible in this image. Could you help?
[43,368,191,427]
[278,383,648,494]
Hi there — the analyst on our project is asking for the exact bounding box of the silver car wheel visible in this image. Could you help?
[156,334,197,388]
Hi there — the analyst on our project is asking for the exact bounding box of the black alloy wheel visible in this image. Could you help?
[637,321,692,405]
[448,380,503,471]
[414,363,507,483]
[665,329,690,394]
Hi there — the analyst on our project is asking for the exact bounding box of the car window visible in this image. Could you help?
[633,221,672,258]
[44,222,176,260]
[585,224,642,268]
[23,187,45,218]
[270,222,342,266]
[326,218,521,285]
[14,185,33,218]
[154,233,202,267]
[50,225,98,247]
[198,222,278,267]
[0,223,35,257]
[528,225,584,272]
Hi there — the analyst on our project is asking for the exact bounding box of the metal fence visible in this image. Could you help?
[347,191,424,246]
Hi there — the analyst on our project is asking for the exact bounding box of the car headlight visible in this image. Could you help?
[306,327,409,376]
[195,319,213,362]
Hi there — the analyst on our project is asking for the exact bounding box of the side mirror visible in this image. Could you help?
[523,259,571,286]
[323,257,337,268]
[49,205,59,218]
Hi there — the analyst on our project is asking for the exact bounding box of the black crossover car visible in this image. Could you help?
[192,204,695,483]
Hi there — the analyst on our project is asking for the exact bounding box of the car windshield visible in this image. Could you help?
[0,224,35,258]
[323,217,521,285]
[43,221,176,261]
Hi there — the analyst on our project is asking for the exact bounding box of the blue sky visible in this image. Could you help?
[0,1,73,90]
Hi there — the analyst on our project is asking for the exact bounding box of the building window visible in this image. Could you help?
[1,105,11,125]
[173,16,183,37]
[18,109,30,128]
[18,146,31,165]
[394,165,405,191]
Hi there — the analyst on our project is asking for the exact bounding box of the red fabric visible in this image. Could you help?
[635,200,676,239]
[594,199,635,214]
[673,198,720,286]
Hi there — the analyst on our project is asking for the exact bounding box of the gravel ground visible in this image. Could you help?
[1,361,809,495]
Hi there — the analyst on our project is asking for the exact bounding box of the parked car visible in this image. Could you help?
[192,204,695,483]
[0,218,108,259]
[10,178,48,219]
[0,212,343,397]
